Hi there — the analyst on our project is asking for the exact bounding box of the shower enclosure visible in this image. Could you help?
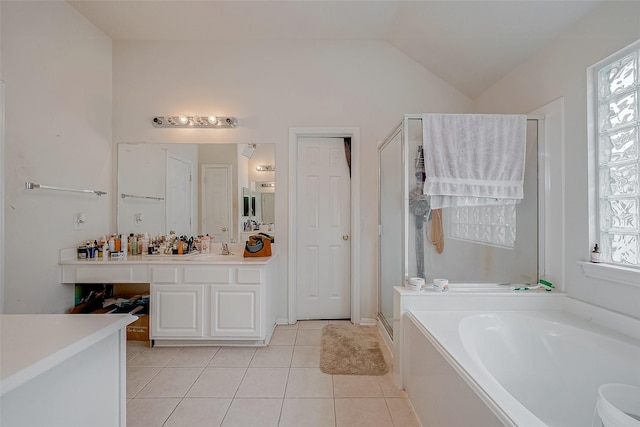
[378,115,541,337]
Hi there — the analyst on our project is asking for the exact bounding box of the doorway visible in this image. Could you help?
[288,128,361,324]
[201,164,232,242]
[166,154,193,236]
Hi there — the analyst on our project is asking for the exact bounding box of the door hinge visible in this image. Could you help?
[379,224,383,236]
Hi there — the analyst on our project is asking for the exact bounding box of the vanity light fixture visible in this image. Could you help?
[261,182,275,188]
[152,115,238,128]
[256,165,275,172]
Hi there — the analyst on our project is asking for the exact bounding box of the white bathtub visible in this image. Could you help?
[403,309,640,427]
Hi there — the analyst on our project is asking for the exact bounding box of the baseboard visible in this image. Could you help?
[359,317,377,326]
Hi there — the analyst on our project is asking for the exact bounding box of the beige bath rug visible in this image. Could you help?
[320,323,389,376]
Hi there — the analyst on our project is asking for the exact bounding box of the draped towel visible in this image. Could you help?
[422,114,527,209]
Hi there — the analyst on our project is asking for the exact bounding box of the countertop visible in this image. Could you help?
[59,244,278,265]
[0,314,136,396]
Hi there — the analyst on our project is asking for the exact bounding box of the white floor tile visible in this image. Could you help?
[126,397,180,427]
[127,367,162,398]
[221,398,282,427]
[298,320,328,329]
[125,320,417,427]
[126,342,148,362]
[295,329,322,346]
[249,345,293,367]
[269,329,298,345]
[275,323,298,330]
[385,397,421,427]
[235,367,289,398]
[280,398,336,427]
[333,375,383,398]
[209,347,256,367]
[163,398,232,427]
[167,346,219,367]
[285,368,333,398]
[137,367,203,398]
[127,347,182,367]
[377,372,407,397]
[291,345,321,367]
[334,398,394,427]
[187,367,246,397]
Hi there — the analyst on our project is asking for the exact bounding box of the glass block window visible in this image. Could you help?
[449,204,517,248]
[596,44,640,266]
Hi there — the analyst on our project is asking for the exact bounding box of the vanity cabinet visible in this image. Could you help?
[149,260,277,345]
[59,251,278,346]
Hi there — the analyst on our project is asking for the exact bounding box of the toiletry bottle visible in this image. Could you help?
[103,242,109,260]
[121,234,128,256]
[591,244,601,263]
[141,232,149,255]
[114,235,121,253]
[128,233,134,255]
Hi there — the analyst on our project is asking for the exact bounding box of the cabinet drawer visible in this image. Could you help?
[237,268,262,284]
[151,267,179,283]
[64,265,149,283]
[184,267,232,284]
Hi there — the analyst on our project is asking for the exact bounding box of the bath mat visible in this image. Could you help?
[320,323,389,376]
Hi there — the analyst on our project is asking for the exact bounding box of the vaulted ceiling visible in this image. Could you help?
[69,1,603,99]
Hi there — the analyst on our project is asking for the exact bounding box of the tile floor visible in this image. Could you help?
[126,320,421,427]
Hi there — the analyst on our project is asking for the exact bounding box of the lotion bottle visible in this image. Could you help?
[109,236,116,253]
[591,243,601,263]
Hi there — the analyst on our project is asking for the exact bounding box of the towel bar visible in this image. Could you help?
[120,193,164,201]
[25,182,106,196]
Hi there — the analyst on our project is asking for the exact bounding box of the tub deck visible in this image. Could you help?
[403,308,640,427]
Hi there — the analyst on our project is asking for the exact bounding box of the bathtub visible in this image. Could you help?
[402,309,640,427]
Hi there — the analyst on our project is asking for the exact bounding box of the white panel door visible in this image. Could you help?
[202,164,232,243]
[166,154,192,235]
[296,137,351,319]
[261,192,275,224]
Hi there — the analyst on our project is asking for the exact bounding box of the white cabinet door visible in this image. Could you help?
[210,285,261,338]
[152,284,205,337]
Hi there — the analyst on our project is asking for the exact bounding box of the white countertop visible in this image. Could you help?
[0,314,136,396]
[60,245,278,265]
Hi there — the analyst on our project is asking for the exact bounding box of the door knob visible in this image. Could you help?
[343,235,349,241]
[222,227,227,232]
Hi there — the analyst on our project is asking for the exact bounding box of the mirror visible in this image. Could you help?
[117,143,275,243]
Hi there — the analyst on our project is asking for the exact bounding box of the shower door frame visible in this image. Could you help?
[377,122,406,338]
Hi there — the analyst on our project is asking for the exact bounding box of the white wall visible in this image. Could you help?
[1,2,112,313]
[113,40,472,322]
[474,1,640,319]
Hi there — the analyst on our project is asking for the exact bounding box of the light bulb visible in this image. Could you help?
[207,116,217,125]
[179,115,189,125]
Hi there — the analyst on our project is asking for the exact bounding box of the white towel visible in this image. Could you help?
[422,114,526,209]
